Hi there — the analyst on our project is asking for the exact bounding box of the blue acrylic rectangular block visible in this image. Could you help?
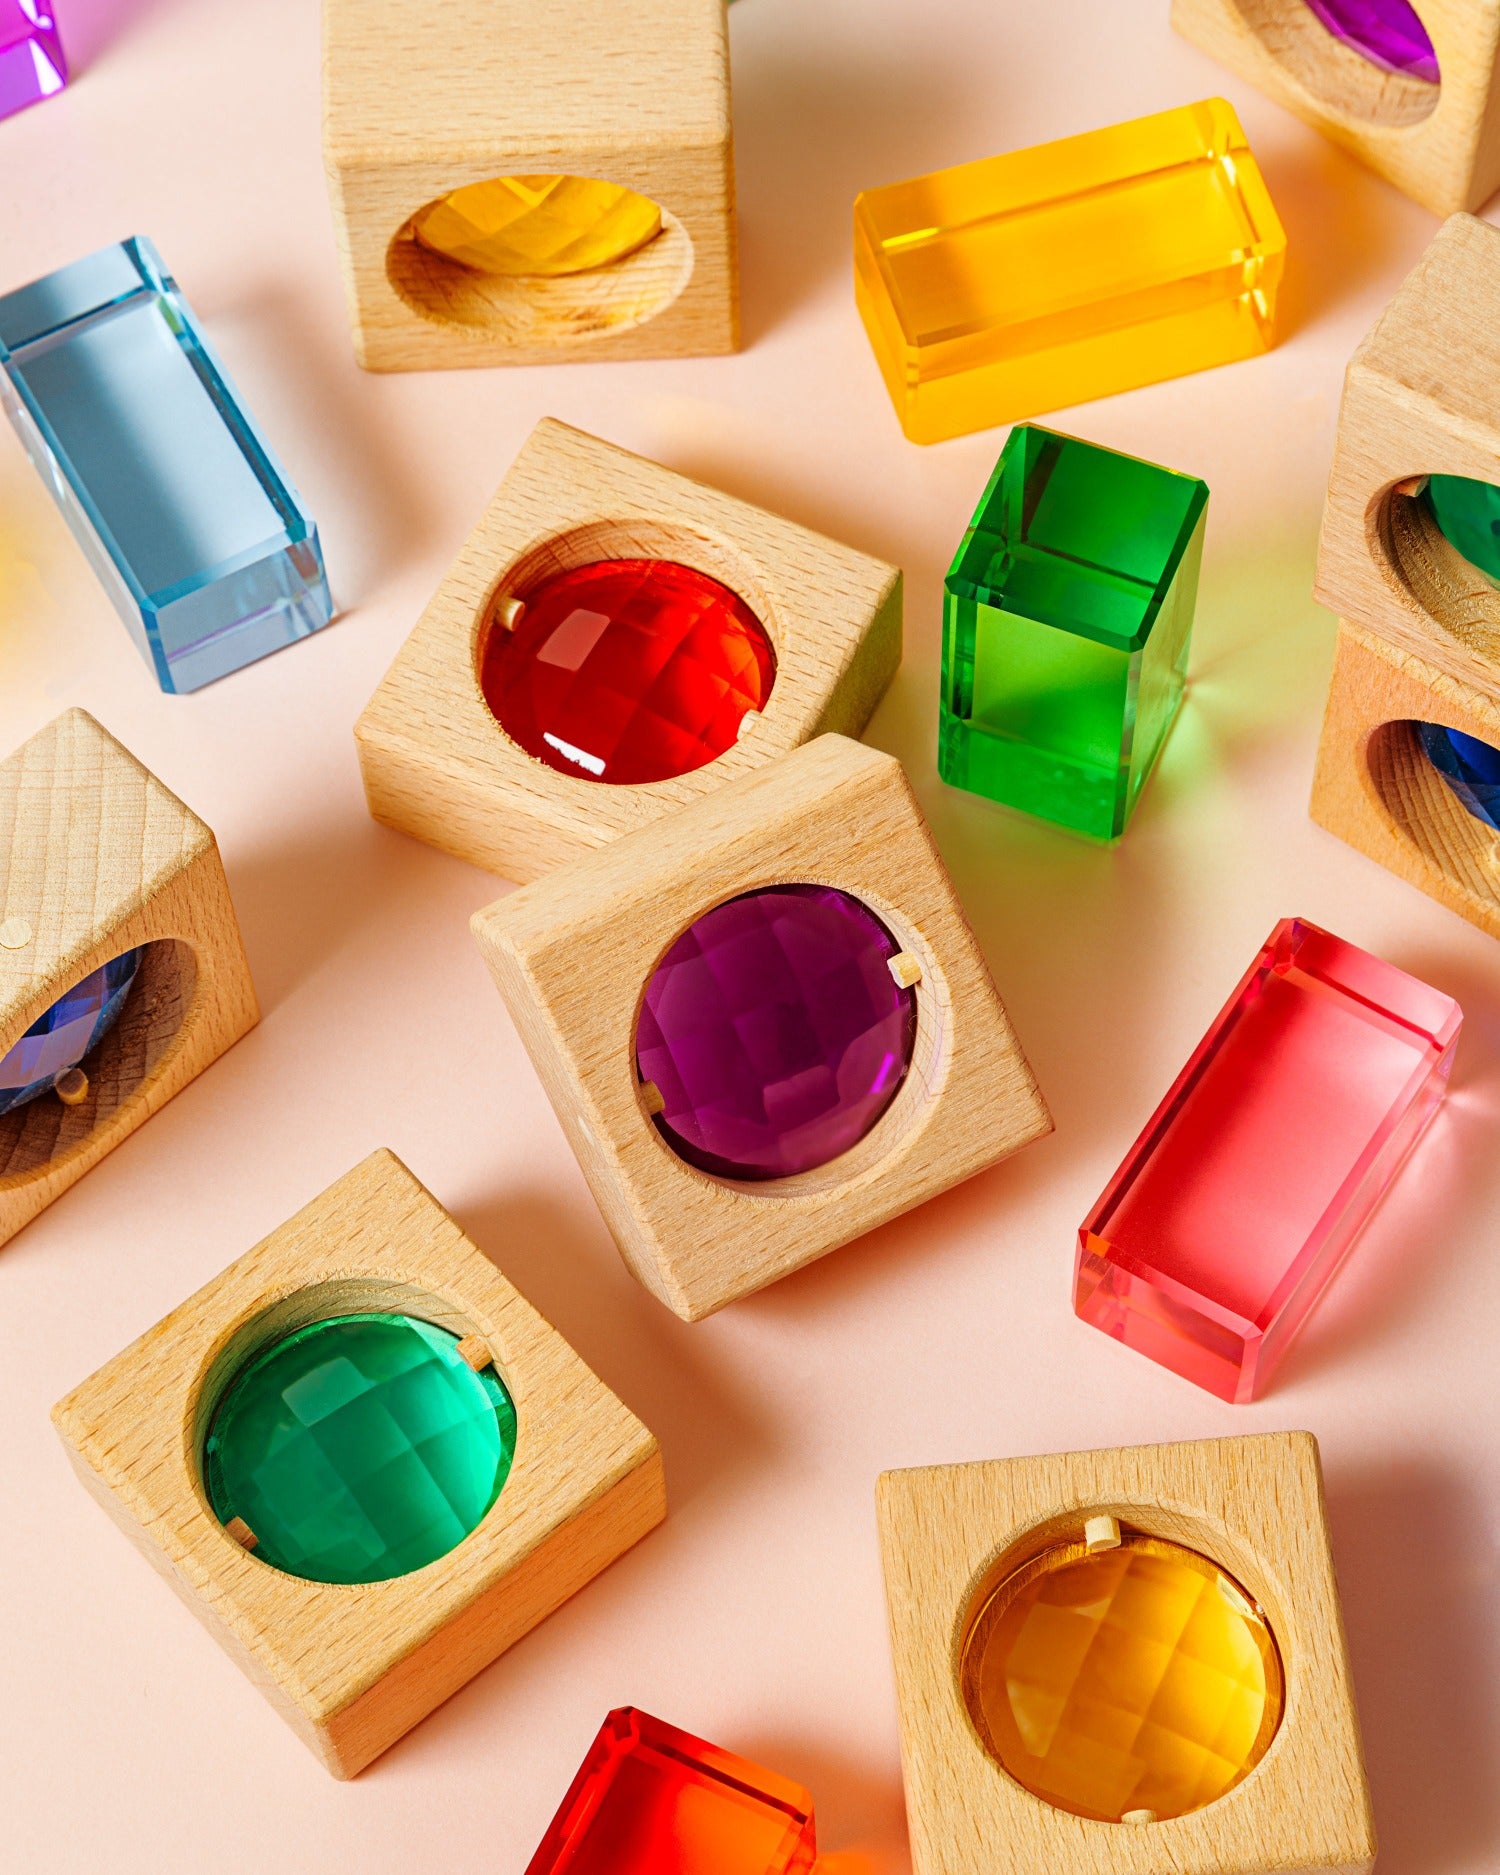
[0,237,332,694]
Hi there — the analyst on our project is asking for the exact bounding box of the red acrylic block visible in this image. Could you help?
[1076,917,1460,1403]
[526,1708,817,1875]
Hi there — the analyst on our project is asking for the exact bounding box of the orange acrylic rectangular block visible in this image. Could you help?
[1076,917,1460,1403]
[526,1708,816,1875]
[854,97,1287,443]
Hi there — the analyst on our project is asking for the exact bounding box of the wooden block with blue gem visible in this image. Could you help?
[355,417,903,883]
[877,1432,1375,1875]
[323,0,738,370]
[0,708,258,1249]
[51,1149,665,1777]
[1172,0,1500,216]
[471,734,1051,1321]
[1310,214,1500,938]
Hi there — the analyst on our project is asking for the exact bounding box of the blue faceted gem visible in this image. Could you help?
[0,949,142,1116]
[1416,721,1500,832]
[0,238,332,694]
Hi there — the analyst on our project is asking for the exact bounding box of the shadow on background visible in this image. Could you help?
[736,1732,912,1875]
[58,0,178,75]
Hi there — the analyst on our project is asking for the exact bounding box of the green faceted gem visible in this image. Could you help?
[1423,474,1500,587]
[940,425,1208,840]
[203,1312,517,1585]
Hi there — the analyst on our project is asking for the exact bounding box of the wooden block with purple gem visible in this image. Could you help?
[51,1149,665,1778]
[323,0,737,370]
[877,1432,1375,1875]
[470,734,1051,1321]
[1172,0,1499,216]
[356,417,903,883]
[0,708,258,1250]
[1310,214,1500,939]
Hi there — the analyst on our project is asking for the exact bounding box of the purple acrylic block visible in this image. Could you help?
[0,0,66,121]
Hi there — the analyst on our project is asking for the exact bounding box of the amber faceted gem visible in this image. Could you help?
[960,1533,1283,1822]
[482,558,776,785]
[412,176,663,277]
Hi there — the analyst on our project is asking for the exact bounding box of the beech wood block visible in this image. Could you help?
[356,418,904,883]
[0,709,258,1249]
[322,0,737,370]
[1310,217,1500,932]
[877,1432,1375,1875]
[52,1149,665,1778]
[1172,0,1500,215]
[471,734,1051,1321]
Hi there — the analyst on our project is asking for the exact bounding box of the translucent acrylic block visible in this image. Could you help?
[0,238,332,694]
[853,98,1287,444]
[526,1708,817,1875]
[940,424,1208,839]
[1077,918,1461,1403]
[0,0,65,121]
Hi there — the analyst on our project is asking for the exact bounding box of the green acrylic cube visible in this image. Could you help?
[940,425,1208,839]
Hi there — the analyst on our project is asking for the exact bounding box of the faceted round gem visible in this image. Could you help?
[961,1534,1284,1823]
[1416,721,1500,831]
[1301,0,1439,80]
[0,947,141,1117]
[482,559,776,785]
[411,176,663,278]
[1423,473,1500,586]
[636,884,918,1182]
[203,1313,517,1585]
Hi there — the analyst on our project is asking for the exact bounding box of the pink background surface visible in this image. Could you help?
[2,1,1499,1868]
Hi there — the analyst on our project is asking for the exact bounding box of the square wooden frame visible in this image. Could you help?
[1171,0,1500,216]
[323,0,738,371]
[876,1432,1375,1875]
[0,709,258,1249]
[356,418,904,884]
[52,1149,666,1778]
[471,734,1052,1321]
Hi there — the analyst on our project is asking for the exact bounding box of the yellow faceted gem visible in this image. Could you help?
[411,176,663,278]
[960,1534,1284,1823]
[854,98,1288,443]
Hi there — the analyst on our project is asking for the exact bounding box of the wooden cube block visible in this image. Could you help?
[1171,0,1500,216]
[877,1432,1375,1875]
[52,1149,665,1778]
[1310,215,1500,933]
[471,734,1051,1321]
[356,418,904,883]
[0,709,258,1249]
[323,0,737,370]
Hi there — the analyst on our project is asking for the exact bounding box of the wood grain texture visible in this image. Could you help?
[1316,215,1500,690]
[1311,618,1500,935]
[51,1149,665,1778]
[356,418,904,882]
[0,710,258,1248]
[471,734,1052,1321]
[1172,0,1500,215]
[322,0,737,369]
[876,1432,1376,1875]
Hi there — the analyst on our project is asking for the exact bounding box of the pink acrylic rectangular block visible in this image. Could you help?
[0,0,66,120]
[1076,917,1460,1403]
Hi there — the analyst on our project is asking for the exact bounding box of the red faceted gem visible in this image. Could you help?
[481,558,776,785]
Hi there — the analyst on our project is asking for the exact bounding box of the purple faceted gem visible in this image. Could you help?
[0,0,67,123]
[1302,0,1439,82]
[0,948,141,1116]
[637,884,918,1181]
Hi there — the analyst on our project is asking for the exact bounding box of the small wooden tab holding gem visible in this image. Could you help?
[225,1516,258,1553]
[639,1080,665,1117]
[888,951,922,989]
[736,709,763,740]
[456,1334,492,1373]
[494,594,526,632]
[53,1068,90,1107]
[1393,474,1429,499]
[1123,1808,1157,1825]
[0,916,33,950]
[1084,1514,1122,1552]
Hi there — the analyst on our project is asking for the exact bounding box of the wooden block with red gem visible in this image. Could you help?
[355,418,903,884]
[471,734,1052,1320]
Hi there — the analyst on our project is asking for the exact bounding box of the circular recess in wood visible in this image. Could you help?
[1366,718,1500,915]
[1378,480,1500,666]
[386,178,694,344]
[1228,0,1440,125]
[0,937,198,1190]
